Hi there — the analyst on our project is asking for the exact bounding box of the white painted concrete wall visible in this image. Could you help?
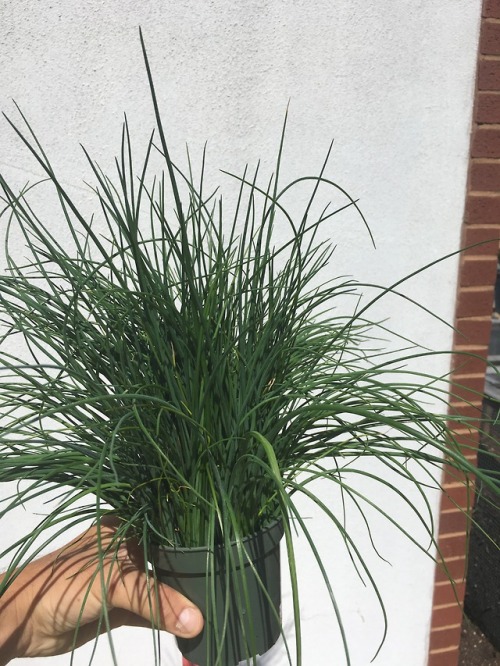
[0,1,481,665]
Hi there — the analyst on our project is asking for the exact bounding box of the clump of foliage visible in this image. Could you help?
[0,34,498,666]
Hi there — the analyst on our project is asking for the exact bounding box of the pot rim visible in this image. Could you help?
[152,518,284,556]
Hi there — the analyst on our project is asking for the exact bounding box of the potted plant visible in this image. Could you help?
[0,34,498,666]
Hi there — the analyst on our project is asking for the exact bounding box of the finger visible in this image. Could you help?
[106,567,204,639]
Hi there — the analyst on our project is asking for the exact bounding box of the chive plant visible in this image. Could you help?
[0,36,499,665]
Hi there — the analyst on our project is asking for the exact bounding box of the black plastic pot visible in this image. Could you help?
[152,520,283,666]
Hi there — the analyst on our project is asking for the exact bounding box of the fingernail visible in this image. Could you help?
[176,607,199,633]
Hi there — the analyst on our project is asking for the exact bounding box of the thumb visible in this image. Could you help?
[106,565,204,638]
[156,579,205,638]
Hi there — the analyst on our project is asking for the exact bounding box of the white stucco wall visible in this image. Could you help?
[0,1,481,665]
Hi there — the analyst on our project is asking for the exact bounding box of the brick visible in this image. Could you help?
[481,20,500,55]
[449,400,483,418]
[446,424,480,451]
[448,397,483,411]
[451,347,488,374]
[440,474,471,502]
[429,625,462,651]
[431,603,464,629]
[449,376,485,403]
[461,224,500,254]
[435,556,467,583]
[465,193,500,224]
[455,287,494,318]
[462,450,478,465]
[484,0,500,18]
[469,159,500,191]
[438,509,469,534]
[428,647,461,666]
[441,467,471,491]
[441,467,467,489]
[442,474,475,500]
[472,126,500,157]
[478,58,500,91]
[476,91,500,122]
[453,317,492,346]
[459,255,498,286]
[444,463,474,486]
[441,468,477,496]
[433,580,466,606]
[437,532,469,558]
[441,483,473,509]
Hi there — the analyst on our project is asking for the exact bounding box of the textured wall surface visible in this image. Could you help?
[0,1,481,665]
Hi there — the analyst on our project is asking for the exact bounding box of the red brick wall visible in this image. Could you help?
[428,2,500,664]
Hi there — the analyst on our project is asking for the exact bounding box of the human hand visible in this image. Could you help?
[0,519,204,663]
